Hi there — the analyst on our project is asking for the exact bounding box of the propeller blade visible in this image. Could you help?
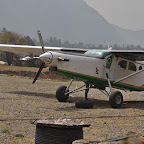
[33,30,46,84]
[37,30,45,53]
[32,62,45,84]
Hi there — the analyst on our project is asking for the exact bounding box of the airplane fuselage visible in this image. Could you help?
[40,50,144,91]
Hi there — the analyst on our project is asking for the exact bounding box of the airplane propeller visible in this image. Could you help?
[32,30,45,84]
[32,62,45,84]
[37,30,45,53]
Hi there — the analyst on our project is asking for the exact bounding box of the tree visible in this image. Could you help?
[62,40,70,48]
[1,27,7,33]
[25,36,35,46]
[0,29,26,65]
[0,31,26,45]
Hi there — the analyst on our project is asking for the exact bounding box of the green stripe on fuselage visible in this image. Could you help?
[50,69,144,91]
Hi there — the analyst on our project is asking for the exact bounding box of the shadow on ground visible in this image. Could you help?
[8,91,144,110]
[8,91,55,99]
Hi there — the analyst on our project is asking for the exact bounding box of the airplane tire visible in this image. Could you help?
[75,101,94,109]
[109,91,123,108]
[56,86,69,102]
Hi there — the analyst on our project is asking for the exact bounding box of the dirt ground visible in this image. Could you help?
[0,74,144,144]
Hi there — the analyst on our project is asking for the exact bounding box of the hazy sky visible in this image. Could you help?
[85,0,144,30]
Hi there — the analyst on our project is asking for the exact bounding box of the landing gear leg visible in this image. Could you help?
[85,83,89,101]
[99,73,123,108]
[75,83,94,109]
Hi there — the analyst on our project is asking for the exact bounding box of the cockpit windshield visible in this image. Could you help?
[84,50,111,59]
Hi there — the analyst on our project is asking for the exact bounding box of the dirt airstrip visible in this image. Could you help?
[0,73,144,143]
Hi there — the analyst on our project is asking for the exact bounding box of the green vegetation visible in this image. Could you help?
[1,129,10,133]
[14,134,24,138]
[127,130,136,135]
[0,28,27,65]
[8,74,14,77]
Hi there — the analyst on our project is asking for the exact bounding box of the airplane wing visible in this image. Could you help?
[110,50,144,61]
[0,44,88,56]
[0,44,144,61]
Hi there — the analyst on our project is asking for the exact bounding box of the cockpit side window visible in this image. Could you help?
[128,62,136,71]
[118,60,127,69]
[106,55,113,69]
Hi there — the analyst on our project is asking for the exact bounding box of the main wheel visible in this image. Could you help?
[109,91,123,108]
[75,100,94,109]
[56,86,69,102]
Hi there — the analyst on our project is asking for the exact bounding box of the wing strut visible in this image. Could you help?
[114,69,144,83]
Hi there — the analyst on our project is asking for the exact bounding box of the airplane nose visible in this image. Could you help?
[39,52,53,64]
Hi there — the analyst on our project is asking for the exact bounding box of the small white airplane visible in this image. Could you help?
[0,30,144,109]
[20,56,39,61]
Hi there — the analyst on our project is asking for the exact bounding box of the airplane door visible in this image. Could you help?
[104,55,115,81]
[115,59,140,86]
[115,59,129,81]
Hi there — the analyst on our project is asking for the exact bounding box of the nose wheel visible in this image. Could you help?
[56,86,69,102]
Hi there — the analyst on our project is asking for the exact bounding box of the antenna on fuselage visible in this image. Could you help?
[108,44,112,50]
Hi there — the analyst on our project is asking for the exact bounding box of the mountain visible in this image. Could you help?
[2,0,144,47]
[113,25,144,47]
[0,0,126,45]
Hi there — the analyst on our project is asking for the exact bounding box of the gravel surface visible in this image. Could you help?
[0,74,144,143]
